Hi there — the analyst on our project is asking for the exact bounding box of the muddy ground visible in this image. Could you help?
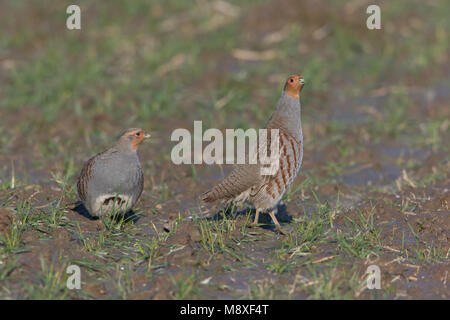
[0,0,449,299]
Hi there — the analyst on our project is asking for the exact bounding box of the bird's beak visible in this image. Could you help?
[145,133,151,139]
[300,78,305,84]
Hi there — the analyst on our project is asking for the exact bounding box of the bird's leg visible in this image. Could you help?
[268,209,285,235]
[253,208,261,225]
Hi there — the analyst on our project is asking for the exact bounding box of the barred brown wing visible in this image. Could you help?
[77,156,95,202]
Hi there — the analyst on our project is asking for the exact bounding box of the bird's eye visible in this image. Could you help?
[290,78,294,83]
[136,132,141,136]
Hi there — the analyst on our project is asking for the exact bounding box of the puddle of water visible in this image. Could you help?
[328,83,450,124]
[341,165,401,186]
[379,145,429,159]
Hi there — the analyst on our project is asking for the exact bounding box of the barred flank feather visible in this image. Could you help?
[77,156,96,202]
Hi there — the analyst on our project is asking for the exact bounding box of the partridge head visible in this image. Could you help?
[284,74,305,99]
[116,128,151,151]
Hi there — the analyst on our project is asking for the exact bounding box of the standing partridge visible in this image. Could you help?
[77,128,150,217]
[201,75,305,233]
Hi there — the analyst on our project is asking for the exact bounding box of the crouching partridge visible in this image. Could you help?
[77,128,150,217]
[201,75,305,233]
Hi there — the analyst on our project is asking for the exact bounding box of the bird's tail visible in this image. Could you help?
[201,165,256,203]
[200,189,218,203]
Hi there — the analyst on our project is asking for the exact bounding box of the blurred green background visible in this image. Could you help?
[1,0,448,142]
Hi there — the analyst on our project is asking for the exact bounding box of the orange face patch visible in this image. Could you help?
[126,129,147,150]
[285,74,304,99]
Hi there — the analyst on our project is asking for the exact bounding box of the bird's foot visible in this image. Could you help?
[248,221,259,229]
[276,224,295,236]
[275,224,286,235]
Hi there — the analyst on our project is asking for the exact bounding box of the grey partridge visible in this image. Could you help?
[77,128,150,217]
[201,75,305,233]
